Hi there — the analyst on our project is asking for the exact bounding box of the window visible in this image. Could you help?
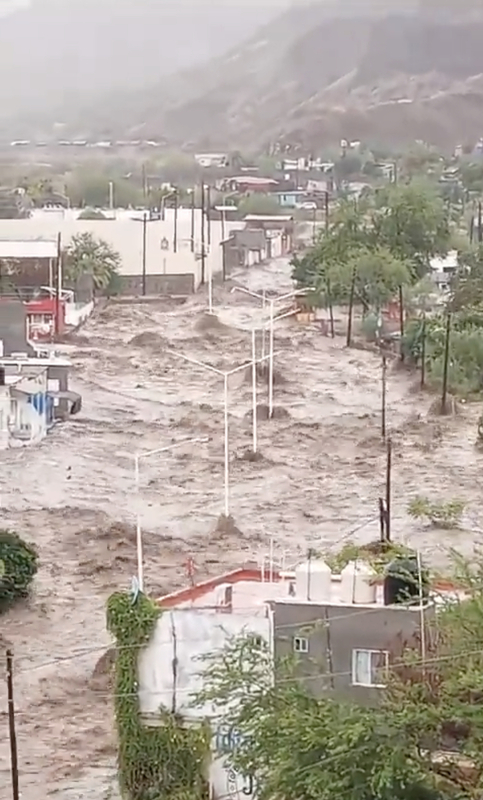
[352,649,389,687]
[293,636,309,654]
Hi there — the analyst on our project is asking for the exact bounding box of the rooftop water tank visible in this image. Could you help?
[383,555,428,605]
[295,558,331,603]
[340,560,377,605]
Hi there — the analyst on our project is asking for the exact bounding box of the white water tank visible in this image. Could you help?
[295,559,332,602]
[340,561,377,605]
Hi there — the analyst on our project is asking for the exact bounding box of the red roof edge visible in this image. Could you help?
[155,567,282,608]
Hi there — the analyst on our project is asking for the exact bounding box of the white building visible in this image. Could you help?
[430,250,458,292]
[0,363,53,449]
[138,567,295,800]
[0,208,244,293]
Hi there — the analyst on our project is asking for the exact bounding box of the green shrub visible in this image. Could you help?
[407,496,465,529]
[0,529,38,611]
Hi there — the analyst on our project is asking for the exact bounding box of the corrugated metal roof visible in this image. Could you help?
[0,239,58,259]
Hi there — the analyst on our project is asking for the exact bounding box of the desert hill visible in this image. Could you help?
[63,3,483,150]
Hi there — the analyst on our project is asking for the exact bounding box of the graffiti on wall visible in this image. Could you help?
[214,726,256,799]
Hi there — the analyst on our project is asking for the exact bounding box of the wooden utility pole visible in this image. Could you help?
[141,212,147,296]
[420,314,426,389]
[200,183,206,285]
[190,190,195,253]
[478,201,482,243]
[441,311,452,414]
[381,354,387,440]
[7,650,20,800]
[346,267,356,347]
[173,191,178,253]
[327,279,335,338]
[398,285,405,360]
[55,231,62,336]
[206,185,211,247]
[324,191,329,232]
[385,438,392,542]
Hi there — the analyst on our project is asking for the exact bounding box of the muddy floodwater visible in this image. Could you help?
[1,257,483,798]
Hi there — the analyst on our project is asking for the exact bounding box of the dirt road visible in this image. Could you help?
[1,257,482,798]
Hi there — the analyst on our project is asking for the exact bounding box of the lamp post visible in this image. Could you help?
[231,286,314,418]
[134,436,208,591]
[167,349,274,515]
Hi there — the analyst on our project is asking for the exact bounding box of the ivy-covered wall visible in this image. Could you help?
[106,591,210,800]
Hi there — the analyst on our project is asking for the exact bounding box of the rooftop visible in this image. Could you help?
[0,238,58,259]
[156,565,462,615]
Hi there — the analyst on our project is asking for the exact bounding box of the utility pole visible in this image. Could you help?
[441,311,452,414]
[478,200,482,243]
[324,190,329,232]
[7,650,20,800]
[346,266,356,347]
[327,279,335,338]
[173,191,178,253]
[398,285,405,361]
[381,354,387,440]
[200,183,206,285]
[142,212,147,296]
[190,190,195,253]
[206,185,211,247]
[420,314,426,389]
[385,438,392,542]
[55,231,62,336]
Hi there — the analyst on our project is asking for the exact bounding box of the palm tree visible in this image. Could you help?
[64,232,121,292]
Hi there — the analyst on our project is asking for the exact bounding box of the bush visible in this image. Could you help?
[0,530,38,611]
[407,496,465,529]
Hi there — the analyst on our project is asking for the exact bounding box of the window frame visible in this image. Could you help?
[293,636,309,654]
[352,648,389,688]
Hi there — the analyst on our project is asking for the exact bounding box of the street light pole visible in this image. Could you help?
[167,349,273,515]
[232,286,314,419]
[134,436,208,591]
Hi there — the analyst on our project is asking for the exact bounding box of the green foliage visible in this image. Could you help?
[450,244,483,311]
[325,541,413,574]
[293,185,449,314]
[0,529,38,612]
[106,591,209,800]
[407,496,466,528]
[195,635,442,800]
[237,194,281,216]
[77,207,107,220]
[402,310,483,397]
[64,232,121,292]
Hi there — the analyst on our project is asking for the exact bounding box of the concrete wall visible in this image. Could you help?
[9,368,49,447]
[273,601,435,704]
[118,273,195,296]
[0,210,243,291]
[138,608,270,799]
[0,386,9,449]
[0,300,35,356]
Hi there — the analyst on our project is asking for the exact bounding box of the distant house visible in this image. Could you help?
[194,153,229,168]
[222,229,268,274]
[243,215,294,256]
[221,176,279,194]
[430,251,458,292]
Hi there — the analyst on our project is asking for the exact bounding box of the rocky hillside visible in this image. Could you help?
[68,4,483,150]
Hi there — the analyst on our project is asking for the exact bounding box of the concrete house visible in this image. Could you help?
[0,362,54,449]
[222,229,268,275]
[272,558,436,705]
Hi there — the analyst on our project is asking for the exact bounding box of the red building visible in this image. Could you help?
[26,297,66,341]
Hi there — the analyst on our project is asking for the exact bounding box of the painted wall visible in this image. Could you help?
[0,210,243,290]
[9,369,50,447]
[138,608,270,799]
[0,386,9,450]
